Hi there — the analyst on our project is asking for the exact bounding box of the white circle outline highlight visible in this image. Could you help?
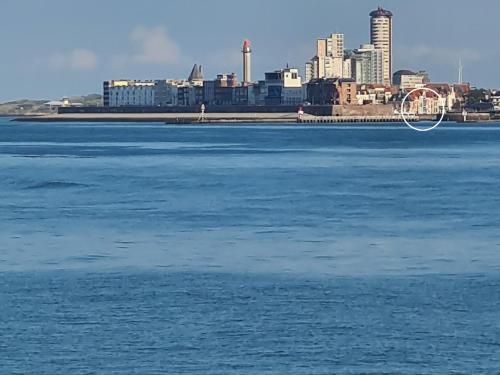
[400,87,446,132]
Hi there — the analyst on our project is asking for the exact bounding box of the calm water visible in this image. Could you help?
[1,119,500,373]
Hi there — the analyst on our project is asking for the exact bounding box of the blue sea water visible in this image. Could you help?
[1,119,500,373]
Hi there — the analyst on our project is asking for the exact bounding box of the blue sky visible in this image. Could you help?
[0,0,498,101]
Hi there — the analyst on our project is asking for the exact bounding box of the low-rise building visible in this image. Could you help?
[203,73,238,106]
[337,79,357,105]
[306,79,338,105]
[396,83,465,115]
[357,84,393,105]
[104,79,192,107]
[263,68,303,105]
[178,84,203,107]
[154,80,186,106]
[306,78,356,105]
[104,80,156,107]
[491,90,500,111]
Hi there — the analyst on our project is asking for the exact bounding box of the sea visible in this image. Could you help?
[1,118,500,374]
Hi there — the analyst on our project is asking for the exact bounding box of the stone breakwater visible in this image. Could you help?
[14,112,491,124]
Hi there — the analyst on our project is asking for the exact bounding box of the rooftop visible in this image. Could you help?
[394,70,417,77]
[370,7,393,18]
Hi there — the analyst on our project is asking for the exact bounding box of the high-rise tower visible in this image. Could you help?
[370,7,393,85]
[242,40,252,85]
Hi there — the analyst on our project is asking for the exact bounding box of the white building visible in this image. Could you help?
[491,91,500,111]
[282,68,302,88]
[399,75,425,89]
[325,56,344,79]
[104,79,189,107]
[104,80,155,107]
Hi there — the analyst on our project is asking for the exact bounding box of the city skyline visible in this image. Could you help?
[1,0,499,101]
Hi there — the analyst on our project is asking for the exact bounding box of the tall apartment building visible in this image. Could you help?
[325,33,344,58]
[305,33,345,82]
[305,61,314,83]
[370,7,393,85]
[342,59,352,79]
[352,44,384,85]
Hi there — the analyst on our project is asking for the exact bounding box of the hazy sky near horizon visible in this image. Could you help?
[0,0,498,101]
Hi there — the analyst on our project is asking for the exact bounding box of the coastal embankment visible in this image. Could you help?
[14,112,417,124]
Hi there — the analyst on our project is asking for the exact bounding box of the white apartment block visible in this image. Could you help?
[399,75,425,89]
[324,56,344,79]
[305,33,346,81]
[342,59,352,79]
[107,80,155,107]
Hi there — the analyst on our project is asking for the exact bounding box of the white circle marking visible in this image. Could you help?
[400,87,446,132]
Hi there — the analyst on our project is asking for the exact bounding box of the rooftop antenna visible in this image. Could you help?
[458,58,463,84]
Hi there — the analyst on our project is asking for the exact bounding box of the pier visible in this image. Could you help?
[297,114,417,124]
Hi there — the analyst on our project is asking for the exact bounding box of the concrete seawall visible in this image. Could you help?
[15,112,299,123]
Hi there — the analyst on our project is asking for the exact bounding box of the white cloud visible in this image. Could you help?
[110,26,183,70]
[47,49,98,71]
[130,25,181,65]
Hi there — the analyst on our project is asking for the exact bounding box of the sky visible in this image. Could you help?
[0,0,498,101]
